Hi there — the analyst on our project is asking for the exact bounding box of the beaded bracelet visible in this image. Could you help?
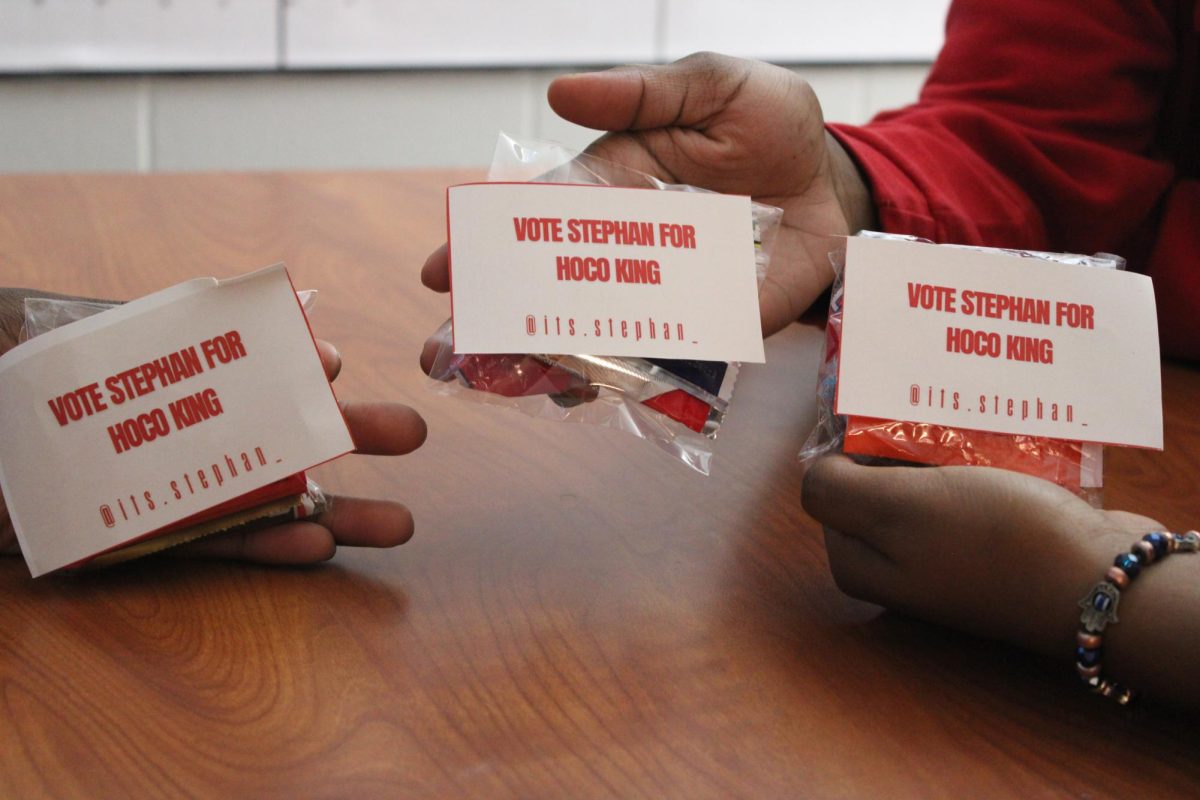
[1076,530,1199,703]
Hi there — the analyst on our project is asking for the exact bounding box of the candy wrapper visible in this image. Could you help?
[427,134,783,475]
[19,292,330,570]
[799,232,1123,501]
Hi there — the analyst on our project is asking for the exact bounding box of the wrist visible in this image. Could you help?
[824,130,878,235]
[1079,530,1200,704]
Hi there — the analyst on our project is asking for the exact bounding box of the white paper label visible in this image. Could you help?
[835,236,1162,449]
[0,265,355,576]
[447,183,765,363]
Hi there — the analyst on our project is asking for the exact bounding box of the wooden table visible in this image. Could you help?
[1,172,1197,799]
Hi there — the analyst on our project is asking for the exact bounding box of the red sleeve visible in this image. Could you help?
[1145,180,1200,360]
[829,0,1199,358]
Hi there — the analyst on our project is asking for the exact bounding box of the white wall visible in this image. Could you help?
[0,0,949,71]
[0,0,944,173]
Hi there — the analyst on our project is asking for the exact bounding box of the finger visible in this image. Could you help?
[419,335,441,377]
[315,339,342,382]
[802,455,931,543]
[821,525,895,605]
[421,243,451,293]
[174,496,415,563]
[419,320,454,379]
[804,453,1023,543]
[177,520,337,564]
[758,224,842,337]
[804,454,1094,553]
[804,456,911,601]
[343,401,427,455]
[315,495,415,548]
[548,52,754,132]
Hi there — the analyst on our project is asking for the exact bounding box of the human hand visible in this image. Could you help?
[0,288,427,567]
[420,51,876,338]
[801,455,1163,657]
[173,338,426,564]
[0,288,66,556]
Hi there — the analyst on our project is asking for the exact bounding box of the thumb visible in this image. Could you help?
[802,454,1083,548]
[548,52,754,132]
[802,454,935,543]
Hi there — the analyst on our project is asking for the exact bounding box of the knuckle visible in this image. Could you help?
[679,50,723,68]
[677,51,738,86]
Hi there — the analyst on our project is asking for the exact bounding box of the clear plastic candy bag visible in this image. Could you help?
[426,133,783,475]
[799,232,1122,500]
[20,292,329,568]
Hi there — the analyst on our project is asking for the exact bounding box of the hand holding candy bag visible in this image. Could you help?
[424,134,783,475]
[800,232,1137,501]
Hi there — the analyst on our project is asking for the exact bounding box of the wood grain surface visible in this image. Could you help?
[0,171,1197,799]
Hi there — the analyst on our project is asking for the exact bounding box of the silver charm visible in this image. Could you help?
[1079,581,1120,632]
[1175,531,1200,552]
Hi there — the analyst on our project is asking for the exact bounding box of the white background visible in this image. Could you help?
[0,0,948,172]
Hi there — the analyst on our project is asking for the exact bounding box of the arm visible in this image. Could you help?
[802,455,1200,709]
[834,0,1200,361]
[829,0,1177,256]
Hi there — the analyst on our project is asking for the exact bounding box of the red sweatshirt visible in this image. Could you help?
[830,0,1199,360]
